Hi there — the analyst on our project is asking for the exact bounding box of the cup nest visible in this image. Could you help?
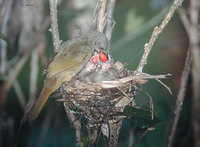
[54,61,147,125]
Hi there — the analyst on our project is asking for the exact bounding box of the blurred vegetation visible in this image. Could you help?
[1,0,193,147]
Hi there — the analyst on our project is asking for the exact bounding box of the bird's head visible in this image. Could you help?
[86,30,110,53]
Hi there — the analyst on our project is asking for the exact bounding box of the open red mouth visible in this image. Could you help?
[91,52,109,63]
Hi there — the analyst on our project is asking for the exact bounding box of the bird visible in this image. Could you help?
[79,52,119,84]
[22,30,109,121]
[93,54,119,83]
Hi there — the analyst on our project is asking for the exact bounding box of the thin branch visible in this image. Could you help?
[155,79,172,95]
[0,0,13,74]
[132,128,148,147]
[136,87,154,120]
[167,48,192,147]
[190,0,200,147]
[97,0,107,32]
[95,73,171,88]
[111,5,170,52]
[0,52,29,105]
[29,48,39,100]
[179,2,200,147]
[87,125,101,147]
[49,0,62,51]
[141,73,172,94]
[128,125,134,147]
[134,0,184,74]
[64,103,83,147]
[4,53,30,91]
[190,0,200,73]
[13,80,26,110]
[179,9,191,37]
[105,0,116,41]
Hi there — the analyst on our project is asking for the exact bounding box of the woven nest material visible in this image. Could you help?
[62,80,136,124]
[53,61,150,125]
[54,60,171,126]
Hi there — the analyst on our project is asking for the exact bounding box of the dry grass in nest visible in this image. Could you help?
[54,61,171,125]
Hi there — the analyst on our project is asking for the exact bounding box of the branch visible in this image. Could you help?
[4,53,30,91]
[167,2,199,146]
[64,103,83,147]
[13,80,26,110]
[0,52,29,105]
[111,5,169,52]
[134,0,184,74]
[97,0,107,32]
[167,47,192,147]
[0,0,13,74]
[132,128,148,147]
[49,0,62,51]
[190,0,200,146]
[29,48,39,100]
[105,0,116,41]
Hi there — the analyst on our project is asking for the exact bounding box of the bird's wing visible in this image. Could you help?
[47,39,91,78]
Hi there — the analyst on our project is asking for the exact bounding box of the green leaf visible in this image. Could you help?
[121,106,162,128]
[0,32,8,43]
[83,136,88,147]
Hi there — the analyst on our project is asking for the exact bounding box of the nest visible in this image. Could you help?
[53,61,139,124]
[54,61,170,127]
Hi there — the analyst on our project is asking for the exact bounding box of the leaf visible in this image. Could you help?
[0,32,8,43]
[83,136,88,147]
[121,106,162,128]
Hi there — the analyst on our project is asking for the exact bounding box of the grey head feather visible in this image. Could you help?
[86,30,110,53]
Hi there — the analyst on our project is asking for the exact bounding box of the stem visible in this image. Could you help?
[64,104,83,147]
[167,48,192,147]
[0,0,13,74]
[134,0,184,74]
[97,0,107,32]
[49,0,62,51]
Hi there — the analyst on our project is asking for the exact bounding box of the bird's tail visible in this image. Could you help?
[15,77,60,146]
[24,77,59,121]
[27,84,52,120]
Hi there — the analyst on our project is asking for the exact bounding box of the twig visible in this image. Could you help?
[13,80,26,110]
[64,103,83,147]
[179,3,200,147]
[4,53,30,91]
[105,0,116,41]
[132,128,148,147]
[128,125,134,147]
[97,0,107,32]
[0,52,29,105]
[136,88,154,120]
[155,79,172,95]
[142,73,172,95]
[87,125,101,147]
[167,48,192,147]
[29,48,39,100]
[107,120,122,147]
[111,5,170,52]
[189,0,200,147]
[0,0,13,74]
[49,0,62,51]
[134,0,184,74]
[95,73,171,88]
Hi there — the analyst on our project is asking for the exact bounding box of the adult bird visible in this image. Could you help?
[23,30,109,121]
